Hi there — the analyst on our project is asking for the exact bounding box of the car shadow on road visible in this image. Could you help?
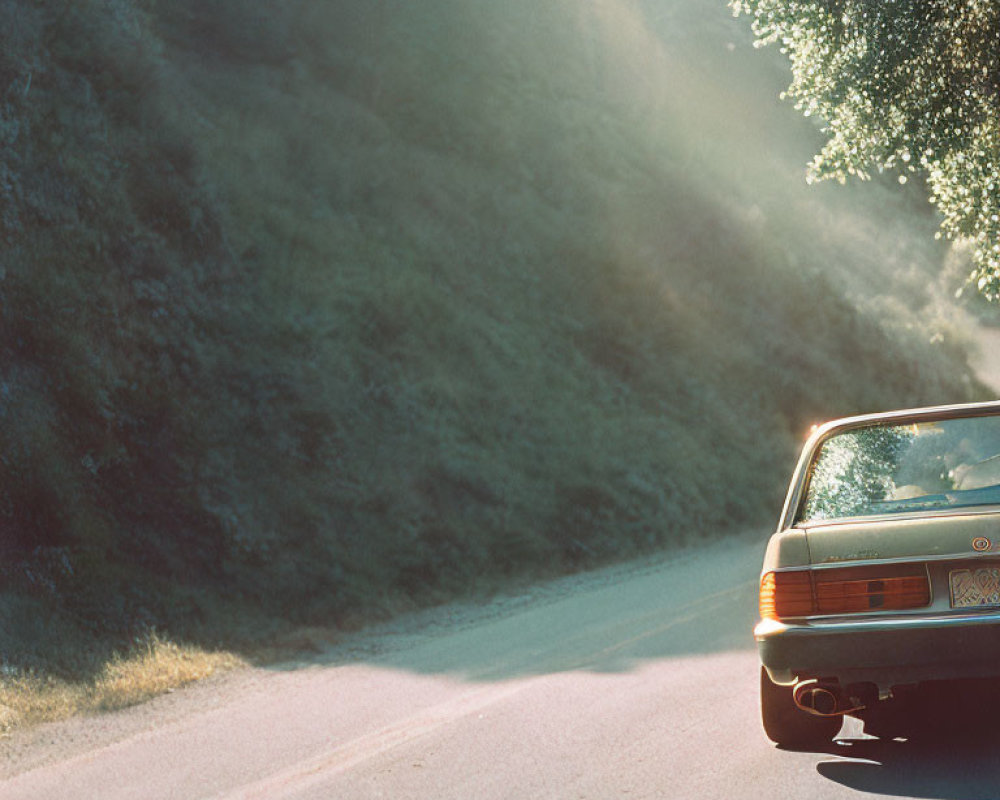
[816,685,1000,800]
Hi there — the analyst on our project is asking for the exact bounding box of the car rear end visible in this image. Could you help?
[756,401,1000,746]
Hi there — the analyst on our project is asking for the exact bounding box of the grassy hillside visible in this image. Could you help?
[0,0,985,725]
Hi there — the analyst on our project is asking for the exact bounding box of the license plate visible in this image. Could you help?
[950,567,1000,608]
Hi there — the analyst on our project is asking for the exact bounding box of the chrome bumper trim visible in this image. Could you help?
[755,608,1000,640]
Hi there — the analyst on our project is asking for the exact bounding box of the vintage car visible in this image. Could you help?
[757,400,1000,747]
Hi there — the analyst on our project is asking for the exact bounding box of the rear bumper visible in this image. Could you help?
[756,610,1000,687]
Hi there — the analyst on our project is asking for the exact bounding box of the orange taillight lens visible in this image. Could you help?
[760,565,930,620]
[760,570,813,620]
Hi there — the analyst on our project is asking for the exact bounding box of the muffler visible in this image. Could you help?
[792,679,865,716]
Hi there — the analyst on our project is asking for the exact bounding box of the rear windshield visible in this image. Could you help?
[799,416,1000,523]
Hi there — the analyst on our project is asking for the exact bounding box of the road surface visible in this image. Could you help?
[6,532,1000,799]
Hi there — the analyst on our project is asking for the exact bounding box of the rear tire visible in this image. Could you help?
[760,667,842,749]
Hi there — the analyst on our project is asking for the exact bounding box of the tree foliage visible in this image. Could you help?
[731,0,1000,297]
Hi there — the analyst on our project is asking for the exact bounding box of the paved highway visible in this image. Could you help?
[6,534,999,799]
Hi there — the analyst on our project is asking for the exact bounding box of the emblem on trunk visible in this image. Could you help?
[973,537,991,552]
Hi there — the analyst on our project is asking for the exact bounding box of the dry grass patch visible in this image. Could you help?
[0,635,245,734]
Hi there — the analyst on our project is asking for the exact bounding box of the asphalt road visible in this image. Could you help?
[7,533,1000,799]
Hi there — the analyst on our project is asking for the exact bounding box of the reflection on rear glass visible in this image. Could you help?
[800,416,1000,522]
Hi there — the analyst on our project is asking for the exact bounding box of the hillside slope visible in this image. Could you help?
[0,0,984,704]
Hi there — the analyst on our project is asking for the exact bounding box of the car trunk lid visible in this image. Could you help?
[802,511,1000,565]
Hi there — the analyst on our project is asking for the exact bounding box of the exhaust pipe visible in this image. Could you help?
[793,679,865,716]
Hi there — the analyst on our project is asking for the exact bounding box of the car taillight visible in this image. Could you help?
[760,570,813,620]
[815,570,930,614]
[760,564,930,620]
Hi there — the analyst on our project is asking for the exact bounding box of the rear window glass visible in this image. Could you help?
[799,416,1000,523]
